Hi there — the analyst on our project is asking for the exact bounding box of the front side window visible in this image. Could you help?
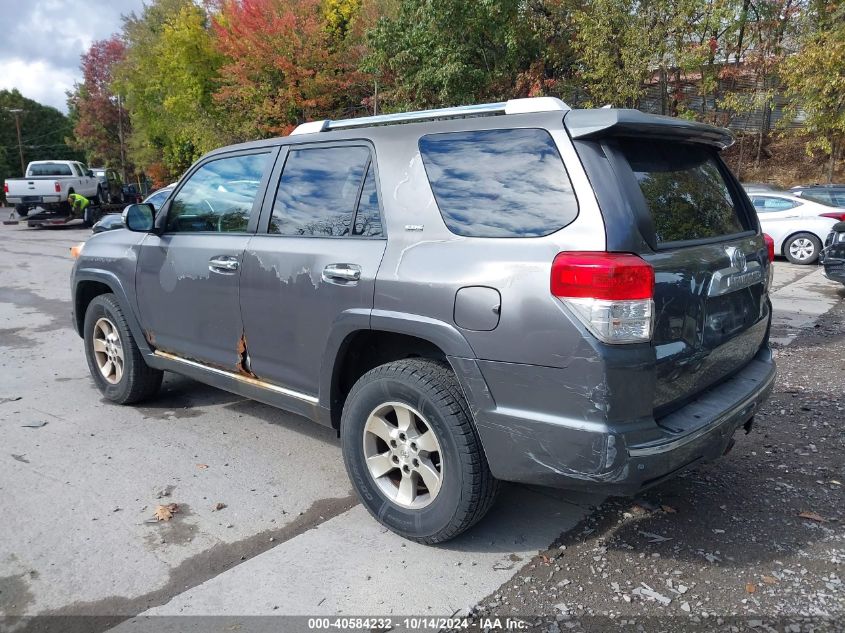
[270,146,378,237]
[419,128,578,238]
[166,153,270,233]
[619,139,747,244]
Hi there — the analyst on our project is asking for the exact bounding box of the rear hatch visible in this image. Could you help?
[567,110,770,419]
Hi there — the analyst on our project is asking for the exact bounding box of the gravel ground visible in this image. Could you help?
[460,296,845,633]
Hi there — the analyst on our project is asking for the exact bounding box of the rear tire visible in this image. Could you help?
[784,232,821,265]
[15,204,29,217]
[84,293,163,404]
[340,358,499,544]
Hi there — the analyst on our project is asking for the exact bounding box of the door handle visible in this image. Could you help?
[322,263,361,283]
[209,256,240,273]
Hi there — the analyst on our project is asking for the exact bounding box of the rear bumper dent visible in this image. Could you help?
[456,347,775,494]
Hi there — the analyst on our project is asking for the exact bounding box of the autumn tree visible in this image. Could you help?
[214,0,366,138]
[68,37,129,176]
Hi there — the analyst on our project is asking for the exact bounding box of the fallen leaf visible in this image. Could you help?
[798,511,827,523]
[154,503,179,521]
[213,502,227,511]
[762,576,778,585]
[661,505,678,514]
[746,583,756,594]
[196,463,209,470]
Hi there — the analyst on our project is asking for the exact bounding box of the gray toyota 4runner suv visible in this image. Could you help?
[71,97,776,543]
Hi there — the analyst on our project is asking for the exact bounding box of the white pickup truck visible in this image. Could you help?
[4,160,102,217]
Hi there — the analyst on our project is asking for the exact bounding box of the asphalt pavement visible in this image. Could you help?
[0,216,841,632]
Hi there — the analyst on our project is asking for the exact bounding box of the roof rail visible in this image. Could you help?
[289,97,570,135]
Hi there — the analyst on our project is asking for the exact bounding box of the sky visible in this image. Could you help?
[0,0,144,113]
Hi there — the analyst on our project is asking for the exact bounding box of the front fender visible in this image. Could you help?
[72,268,151,356]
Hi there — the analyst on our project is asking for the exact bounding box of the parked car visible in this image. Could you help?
[790,184,845,207]
[91,214,124,234]
[821,221,845,286]
[4,160,100,217]
[90,187,175,234]
[742,183,785,193]
[141,185,175,212]
[71,98,775,543]
[748,192,842,264]
[91,168,124,204]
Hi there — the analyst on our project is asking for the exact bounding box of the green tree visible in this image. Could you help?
[116,0,225,177]
[365,0,560,110]
[782,1,845,181]
[0,89,82,202]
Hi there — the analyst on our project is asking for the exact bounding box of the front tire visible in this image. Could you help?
[340,359,499,544]
[83,294,163,404]
[784,232,821,264]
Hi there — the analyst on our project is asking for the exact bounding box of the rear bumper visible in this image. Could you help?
[821,256,845,283]
[7,195,62,205]
[453,347,775,495]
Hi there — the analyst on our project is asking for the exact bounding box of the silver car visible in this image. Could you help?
[71,98,776,542]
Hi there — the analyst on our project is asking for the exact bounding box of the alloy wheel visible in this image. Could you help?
[362,402,443,509]
[92,317,124,384]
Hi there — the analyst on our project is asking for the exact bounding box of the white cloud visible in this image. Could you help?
[0,59,77,112]
[0,0,144,112]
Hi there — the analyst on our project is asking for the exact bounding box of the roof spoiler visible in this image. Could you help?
[565,109,734,150]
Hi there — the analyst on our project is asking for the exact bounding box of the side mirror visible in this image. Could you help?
[122,203,155,232]
[87,170,95,178]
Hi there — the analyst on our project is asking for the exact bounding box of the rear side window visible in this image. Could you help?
[751,196,800,212]
[29,163,72,176]
[619,140,747,244]
[419,129,578,237]
[270,146,379,237]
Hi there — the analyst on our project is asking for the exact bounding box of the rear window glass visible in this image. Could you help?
[619,140,747,244]
[29,163,73,176]
[419,128,578,237]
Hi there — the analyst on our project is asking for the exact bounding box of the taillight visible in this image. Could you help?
[3,182,8,194]
[763,234,775,263]
[551,252,654,344]
[763,234,775,290]
[54,181,61,193]
[820,212,845,221]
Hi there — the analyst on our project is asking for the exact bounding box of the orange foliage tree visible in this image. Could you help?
[213,0,368,138]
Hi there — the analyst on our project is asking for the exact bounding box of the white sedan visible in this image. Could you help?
[748,192,843,264]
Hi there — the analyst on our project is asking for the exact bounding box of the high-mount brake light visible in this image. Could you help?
[551,252,654,344]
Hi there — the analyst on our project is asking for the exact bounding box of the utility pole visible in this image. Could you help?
[9,108,25,175]
[117,94,127,184]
